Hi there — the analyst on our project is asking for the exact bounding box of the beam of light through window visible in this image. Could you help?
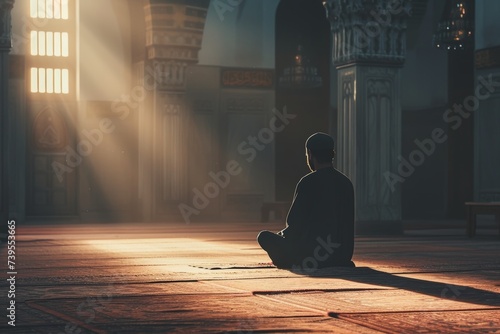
[62,0,69,19]
[39,0,46,18]
[46,68,54,93]
[29,0,72,95]
[30,31,38,56]
[54,0,61,19]
[46,0,53,19]
[46,32,53,56]
[62,69,69,94]
[38,68,46,93]
[31,31,69,57]
[30,68,38,93]
[62,32,69,57]
[54,32,61,56]
[54,68,61,93]
[30,0,69,20]
[30,0,38,18]
[38,31,46,56]
[31,68,69,95]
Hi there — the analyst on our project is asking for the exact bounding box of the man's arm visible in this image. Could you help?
[281,177,314,241]
[338,178,355,261]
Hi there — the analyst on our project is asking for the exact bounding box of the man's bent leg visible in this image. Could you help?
[257,231,295,268]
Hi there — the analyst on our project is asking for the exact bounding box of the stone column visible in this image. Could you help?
[140,0,209,221]
[325,0,411,234]
[474,0,500,203]
[0,0,15,232]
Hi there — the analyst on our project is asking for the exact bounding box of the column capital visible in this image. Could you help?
[144,1,209,62]
[0,0,15,51]
[143,1,209,90]
[324,0,411,67]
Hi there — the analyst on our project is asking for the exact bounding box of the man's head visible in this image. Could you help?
[305,132,335,171]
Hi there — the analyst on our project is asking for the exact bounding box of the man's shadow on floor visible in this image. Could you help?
[284,266,500,308]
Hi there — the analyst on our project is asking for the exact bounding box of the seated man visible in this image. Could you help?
[257,132,355,270]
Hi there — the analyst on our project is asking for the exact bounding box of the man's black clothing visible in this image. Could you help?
[258,167,354,269]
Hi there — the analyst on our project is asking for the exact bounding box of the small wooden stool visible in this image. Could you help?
[465,202,500,238]
[261,202,289,222]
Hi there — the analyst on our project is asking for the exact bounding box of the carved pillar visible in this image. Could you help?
[474,1,500,204]
[139,1,209,220]
[0,0,15,232]
[325,0,411,233]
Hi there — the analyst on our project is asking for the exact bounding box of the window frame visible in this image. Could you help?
[27,0,76,99]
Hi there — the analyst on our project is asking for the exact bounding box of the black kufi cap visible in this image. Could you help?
[305,132,335,150]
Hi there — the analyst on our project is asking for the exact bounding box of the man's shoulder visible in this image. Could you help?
[332,169,354,192]
[300,170,315,179]
[300,168,353,187]
[298,170,317,183]
[333,168,353,184]
[303,167,350,178]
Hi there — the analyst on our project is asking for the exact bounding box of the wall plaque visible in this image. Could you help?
[476,46,500,70]
[221,68,274,89]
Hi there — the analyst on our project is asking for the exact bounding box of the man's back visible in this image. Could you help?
[285,167,354,266]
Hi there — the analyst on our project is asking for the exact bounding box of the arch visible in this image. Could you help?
[274,0,332,201]
[32,105,69,152]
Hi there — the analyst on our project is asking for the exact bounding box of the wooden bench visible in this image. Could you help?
[261,202,289,222]
[465,202,500,238]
